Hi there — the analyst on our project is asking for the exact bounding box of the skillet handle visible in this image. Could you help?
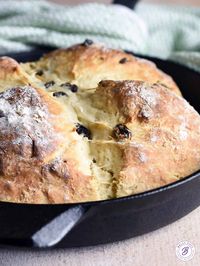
[31,205,89,248]
[112,0,139,9]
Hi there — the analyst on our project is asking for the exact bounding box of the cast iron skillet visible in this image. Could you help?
[0,0,200,249]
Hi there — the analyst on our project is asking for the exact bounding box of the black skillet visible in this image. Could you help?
[0,0,200,249]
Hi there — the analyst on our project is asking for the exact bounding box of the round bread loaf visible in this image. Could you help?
[0,42,199,203]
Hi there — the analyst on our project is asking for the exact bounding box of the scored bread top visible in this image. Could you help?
[21,43,181,95]
[0,85,99,203]
[0,42,199,203]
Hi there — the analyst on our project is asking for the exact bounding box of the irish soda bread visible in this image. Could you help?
[0,41,199,203]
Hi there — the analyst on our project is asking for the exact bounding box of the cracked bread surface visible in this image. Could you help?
[0,43,199,203]
[21,43,180,95]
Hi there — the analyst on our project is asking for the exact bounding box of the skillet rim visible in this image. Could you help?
[0,169,199,207]
[0,47,200,207]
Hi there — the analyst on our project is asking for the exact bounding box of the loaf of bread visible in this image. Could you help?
[0,41,199,203]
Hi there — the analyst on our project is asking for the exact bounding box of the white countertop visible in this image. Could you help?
[0,206,199,266]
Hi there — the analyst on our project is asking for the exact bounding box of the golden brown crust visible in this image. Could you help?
[93,81,200,196]
[0,57,22,79]
[76,79,200,198]
[0,57,31,87]
[30,43,180,95]
[0,85,98,203]
[0,43,199,204]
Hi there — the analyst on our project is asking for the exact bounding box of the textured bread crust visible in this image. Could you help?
[93,81,200,196]
[0,57,32,89]
[0,85,98,203]
[0,43,199,203]
[22,43,180,95]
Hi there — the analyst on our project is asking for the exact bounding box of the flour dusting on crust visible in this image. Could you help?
[0,86,56,159]
[138,84,158,119]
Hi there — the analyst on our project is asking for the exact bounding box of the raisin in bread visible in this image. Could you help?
[21,42,180,95]
[0,42,199,203]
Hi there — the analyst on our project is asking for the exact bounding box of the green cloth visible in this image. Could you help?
[0,0,199,71]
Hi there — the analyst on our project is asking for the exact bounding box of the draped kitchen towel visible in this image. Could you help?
[0,0,199,71]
